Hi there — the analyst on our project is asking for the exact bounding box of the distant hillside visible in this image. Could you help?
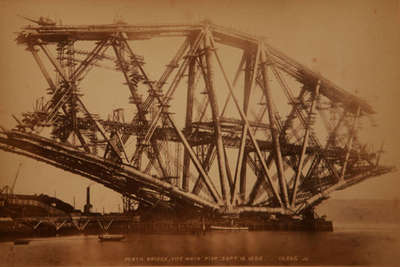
[316,199,400,225]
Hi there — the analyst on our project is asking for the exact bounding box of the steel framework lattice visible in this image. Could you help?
[0,20,394,217]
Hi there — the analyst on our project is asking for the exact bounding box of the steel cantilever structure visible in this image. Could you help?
[0,21,394,218]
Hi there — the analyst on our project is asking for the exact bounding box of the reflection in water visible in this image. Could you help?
[1,228,399,266]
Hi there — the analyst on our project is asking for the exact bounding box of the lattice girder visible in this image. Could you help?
[0,21,393,217]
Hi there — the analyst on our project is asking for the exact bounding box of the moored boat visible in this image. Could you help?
[14,239,30,245]
[98,234,125,241]
[210,225,248,231]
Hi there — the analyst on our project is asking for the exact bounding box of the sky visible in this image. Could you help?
[0,0,399,212]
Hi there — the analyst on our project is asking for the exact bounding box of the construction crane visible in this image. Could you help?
[1,162,23,195]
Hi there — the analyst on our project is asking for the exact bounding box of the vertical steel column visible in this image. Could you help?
[325,110,348,149]
[375,141,384,167]
[66,42,77,141]
[150,141,168,178]
[291,80,320,206]
[204,31,230,206]
[260,48,289,207]
[65,41,90,153]
[340,106,361,181]
[232,48,258,204]
[223,146,234,191]
[182,38,196,191]
[239,151,248,202]
[238,52,253,202]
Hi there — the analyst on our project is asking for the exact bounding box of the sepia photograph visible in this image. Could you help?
[0,0,399,266]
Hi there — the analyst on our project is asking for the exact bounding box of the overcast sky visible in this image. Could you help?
[0,0,399,212]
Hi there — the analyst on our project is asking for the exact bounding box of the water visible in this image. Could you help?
[1,226,399,266]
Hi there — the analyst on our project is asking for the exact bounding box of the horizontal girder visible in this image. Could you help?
[17,22,374,115]
[0,130,220,211]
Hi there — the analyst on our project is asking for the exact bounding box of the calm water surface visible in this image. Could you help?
[1,226,399,266]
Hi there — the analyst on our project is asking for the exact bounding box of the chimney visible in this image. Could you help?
[83,186,92,214]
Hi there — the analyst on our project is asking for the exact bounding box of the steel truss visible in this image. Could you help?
[0,21,394,217]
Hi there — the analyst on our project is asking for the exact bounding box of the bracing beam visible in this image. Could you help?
[204,31,230,205]
[29,45,57,92]
[182,37,197,191]
[209,36,283,206]
[340,106,361,181]
[290,80,320,206]
[260,46,289,207]
[232,47,259,204]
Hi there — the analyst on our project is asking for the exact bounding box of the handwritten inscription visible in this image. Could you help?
[124,255,309,264]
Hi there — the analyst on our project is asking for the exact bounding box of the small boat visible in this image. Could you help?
[210,225,249,231]
[98,234,125,242]
[14,239,30,245]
